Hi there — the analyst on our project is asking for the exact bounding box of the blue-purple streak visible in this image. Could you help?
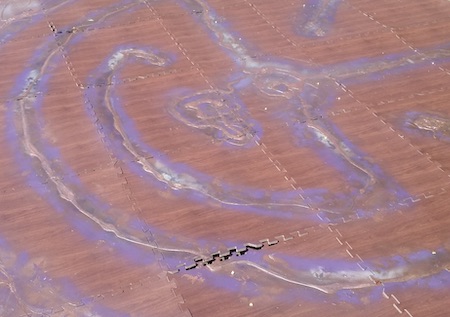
[6,0,206,268]
[169,0,426,217]
[295,0,342,38]
[5,3,346,303]
[173,0,450,220]
[0,235,123,316]
[86,48,325,220]
[5,0,450,304]
[0,0,74,45]
[171,247,450,297]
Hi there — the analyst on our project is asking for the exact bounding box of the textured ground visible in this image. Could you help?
[1,0,450,316]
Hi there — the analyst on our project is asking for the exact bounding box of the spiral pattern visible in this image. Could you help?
[2,0,450,315]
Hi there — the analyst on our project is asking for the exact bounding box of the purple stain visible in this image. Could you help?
[0,233,125,315]
[335,289,363,305]
[425,271,450,290]
[5,0,192,276]
[0,1,60,45]
[88,46,410,222]
[295,0,342,38]
[5,0,450,309]
[383,269,450,293]
[87,56,328,220]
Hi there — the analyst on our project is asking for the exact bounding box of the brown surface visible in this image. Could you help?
[1,0,450,316]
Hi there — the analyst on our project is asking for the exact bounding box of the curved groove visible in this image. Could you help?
[9,2,204,261]
[210,249,450,294]
[168,90,260,147]
[89,49,326,219]
[175,0,450,217]
[174,0,419,214]
[4,0,450,302]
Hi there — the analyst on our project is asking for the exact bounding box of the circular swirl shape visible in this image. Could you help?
[4,1,450,313]
[252,67,303,99]
[406,112,450,142]
[169,90,260,147]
